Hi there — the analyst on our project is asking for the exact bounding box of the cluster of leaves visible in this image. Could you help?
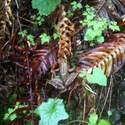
[70,1,82,11]
[18,30,51,45]
[32,0,61,16]
[31,13,45,26]
[79,67,107,86]
[3,102,26,121]
[18,30,35,45]
[88,112,110,125]
[67,1,82,17]
[80,5,120,44]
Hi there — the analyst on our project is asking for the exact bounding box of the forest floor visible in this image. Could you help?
[0,0,125,125]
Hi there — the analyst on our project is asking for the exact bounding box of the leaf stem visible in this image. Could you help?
[65,120,88,125]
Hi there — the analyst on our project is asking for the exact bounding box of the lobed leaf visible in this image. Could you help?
[35,98,69,125]
[32,0,61,16]
[87,67,107,86]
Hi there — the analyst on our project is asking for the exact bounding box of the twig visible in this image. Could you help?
[15,0,19,9]
[83,98,86,124]
[68,84,79,105]
[13,14,35,24]
[15,0,21,31]
[74,26,85,35]
[95,0,106,17]
[65,120,88,125]
[99,75,113,118]
[108,75,113,115]
[96,88,104,111]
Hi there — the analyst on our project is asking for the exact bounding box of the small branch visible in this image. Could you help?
[99,75,113,118]
[95,0,106,17]
[65,120,88,125]
[13,14,35,24]
[15,0,21,31]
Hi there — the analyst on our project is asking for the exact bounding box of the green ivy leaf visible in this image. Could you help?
[107,110,112,117]
[3,108,17,121]
[109,21,120,32]
[87,67,107,86]
[35,98,69,125]
[84,28,96,41]
[8,108,14,114]
[18,30,27,37]
[9,114,17,121]
[77,3,82,9]
[79,70,87,78]
[27,34,35,45]
[32,0,61,16]
[53,33,59,40]
[96,36,104,43]
[40,33,51,44]
[88,112,98,125]
[98,119,110,125]
[67,10,74,18]
[71,1,82,11]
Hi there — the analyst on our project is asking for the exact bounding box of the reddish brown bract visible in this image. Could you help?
[31,48,56,75]
[78,33,125,77]
[58,11,74,60]
[9,46,57,76]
